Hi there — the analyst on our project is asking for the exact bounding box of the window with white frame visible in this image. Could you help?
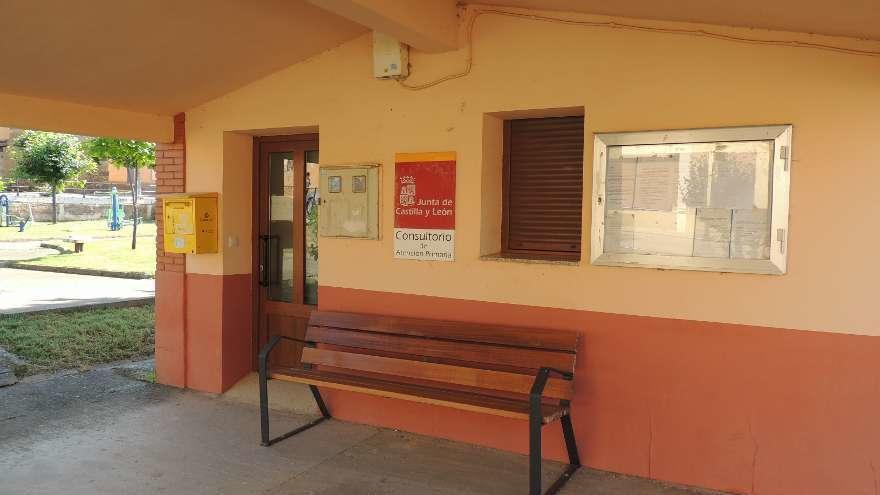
[591,125,792,275]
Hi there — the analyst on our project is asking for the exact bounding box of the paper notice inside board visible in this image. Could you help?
[633,156,678,211]
[693,208,732,258]
[709,151,758,209]
[731,209,770,259]
[679,152,710,208]
[606,154,636,209]
[599,140,778,268]
[604,210,635,253]
[631,210,694,256]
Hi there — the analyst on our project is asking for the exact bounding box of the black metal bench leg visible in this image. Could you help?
[541,411,580,495]
[561,413,580,467]
[258,336,278,446]
[310,385,331,418]
[259,371,271,445]
[529,398,543,495]
[529,368,580,495]
[258,336,330,447]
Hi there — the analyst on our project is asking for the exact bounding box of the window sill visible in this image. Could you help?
[480,253,580,266]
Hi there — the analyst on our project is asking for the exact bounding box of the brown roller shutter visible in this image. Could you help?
[502,116,584,261]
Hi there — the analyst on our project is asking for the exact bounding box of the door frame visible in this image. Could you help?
[250,133,319,370]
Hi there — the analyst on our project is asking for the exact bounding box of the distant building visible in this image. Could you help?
[0,127,23,178]
[107,165,156,186]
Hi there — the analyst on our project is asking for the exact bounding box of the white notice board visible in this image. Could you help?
[591,125,792,275]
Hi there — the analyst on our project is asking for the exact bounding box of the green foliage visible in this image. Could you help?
[0,219,156,242]
[10,131,95,191]
[83,137,156,249]
[15,236,157,276]
[307,202,319,260]
[0,305,154,376]
[0,176,6,192]
[82,137,156,169]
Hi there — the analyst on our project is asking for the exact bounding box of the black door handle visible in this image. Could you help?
[259,235,278,287]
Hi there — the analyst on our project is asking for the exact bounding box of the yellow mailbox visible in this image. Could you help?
[162,193,218,254]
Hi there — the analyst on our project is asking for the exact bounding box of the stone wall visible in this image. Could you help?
[6,201,154,223]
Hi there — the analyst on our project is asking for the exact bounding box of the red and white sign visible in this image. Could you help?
[394,152,456,261]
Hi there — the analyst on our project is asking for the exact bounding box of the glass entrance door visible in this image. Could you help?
[255,135,318,367]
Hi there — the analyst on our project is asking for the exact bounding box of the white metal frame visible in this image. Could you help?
[590,125,792,275]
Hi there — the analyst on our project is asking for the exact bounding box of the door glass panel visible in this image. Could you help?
[304,150,319,305]
[268,151,294,302]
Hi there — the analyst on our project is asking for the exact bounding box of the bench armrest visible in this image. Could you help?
[529,367,573,401]
[276,335,316,346]
[257,335,318,376]
[543,367,573,380]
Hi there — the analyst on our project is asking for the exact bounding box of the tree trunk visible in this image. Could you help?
[128,166,139,250]
[51,185,57,224]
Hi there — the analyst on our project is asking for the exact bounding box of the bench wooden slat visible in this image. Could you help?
[270,367,568,423]
[314,365,552,403]
[306,326,576,374]
[317,343,538,376]
[309,311,578,353]
[301,347,574,400]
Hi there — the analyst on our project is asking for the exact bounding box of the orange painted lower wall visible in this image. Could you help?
[154,270,185,388]
[184,274,223,392]
[317,285,880,495]
[156,272,253,393]
[220,273,254,390]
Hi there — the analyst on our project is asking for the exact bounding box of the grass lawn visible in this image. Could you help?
[0,305,155,376]
[16,237,157,277]
[0,219,156,242]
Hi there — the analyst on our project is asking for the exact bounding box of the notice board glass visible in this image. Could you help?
[591,125,792,274]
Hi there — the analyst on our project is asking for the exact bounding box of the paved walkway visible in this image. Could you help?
[0,241,57,261]
[0,268,154,314]
[0,364,726,495]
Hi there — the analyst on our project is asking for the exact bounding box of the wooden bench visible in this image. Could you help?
[258,310,581,495]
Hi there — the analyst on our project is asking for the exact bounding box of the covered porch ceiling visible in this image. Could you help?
[466,0,880,42]
[0,0,876,141]
[0,0,367,117]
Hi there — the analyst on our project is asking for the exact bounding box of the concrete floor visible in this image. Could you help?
[0,365,724,495]
[0,268,154,314]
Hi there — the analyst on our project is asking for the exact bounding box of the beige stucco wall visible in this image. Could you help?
[184,8,880,336]
[0,93,172,142]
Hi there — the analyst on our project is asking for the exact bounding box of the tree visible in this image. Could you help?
[83,138,156,250]
[10,131,95,224]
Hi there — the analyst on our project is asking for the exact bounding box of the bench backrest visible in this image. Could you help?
[302,311,579,400]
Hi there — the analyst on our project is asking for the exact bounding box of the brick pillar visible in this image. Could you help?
[154,113,187,388]
[155,113,186,273]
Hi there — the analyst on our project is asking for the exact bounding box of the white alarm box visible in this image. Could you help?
[373,32,409,79]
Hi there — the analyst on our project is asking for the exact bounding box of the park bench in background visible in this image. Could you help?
[259,310,581,495]
[66,236,90,253]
